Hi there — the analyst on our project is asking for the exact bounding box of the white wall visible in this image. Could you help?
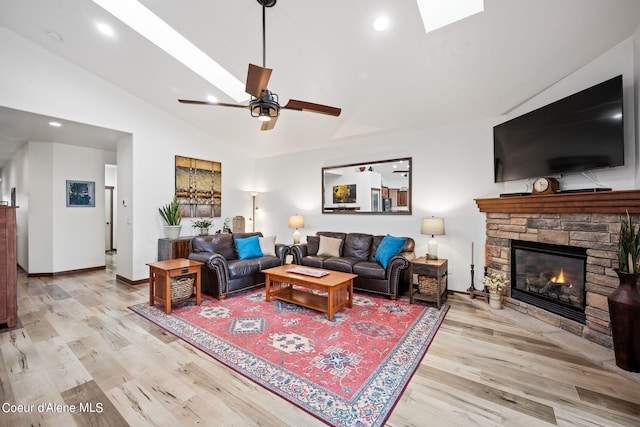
[0,143,29,270]
[0,28,255,281]
[1,141,115,274]
[256,36,640,292]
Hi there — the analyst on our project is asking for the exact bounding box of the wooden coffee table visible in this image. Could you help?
[262,265,356,321]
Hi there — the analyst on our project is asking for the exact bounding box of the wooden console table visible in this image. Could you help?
[158,237,193,261]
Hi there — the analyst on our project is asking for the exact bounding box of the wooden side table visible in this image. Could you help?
[147,258,203,314]
[409,257,448,309]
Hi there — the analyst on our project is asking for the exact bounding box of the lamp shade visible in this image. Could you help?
[288,215,304,229]
[421,217,445,236]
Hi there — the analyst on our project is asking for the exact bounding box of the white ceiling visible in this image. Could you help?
[1,0,640,167]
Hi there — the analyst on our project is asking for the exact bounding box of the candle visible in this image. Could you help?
[471,242,474,264]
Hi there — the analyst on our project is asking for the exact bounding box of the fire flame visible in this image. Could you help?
[551,268,566,284]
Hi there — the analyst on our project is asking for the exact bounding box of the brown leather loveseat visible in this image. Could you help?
[289,231,415,299]
[188,232,288,299]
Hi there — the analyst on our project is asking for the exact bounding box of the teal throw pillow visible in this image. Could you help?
[235,235,264,260]
[375,234,407,269]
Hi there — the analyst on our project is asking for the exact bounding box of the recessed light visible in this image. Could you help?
[206,95,218,103]
[373,16,389,31]
[49,121,62,127]
[96,22,115,37]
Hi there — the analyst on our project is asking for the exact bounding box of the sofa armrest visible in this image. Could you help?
[188,252,230,297]
[289,243,308,264]
[275,243,289,264]
[386,255,411,297]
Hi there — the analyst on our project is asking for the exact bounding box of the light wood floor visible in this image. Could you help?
[1,254,639,426]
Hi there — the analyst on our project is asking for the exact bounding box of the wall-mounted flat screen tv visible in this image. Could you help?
[494,75,624,183]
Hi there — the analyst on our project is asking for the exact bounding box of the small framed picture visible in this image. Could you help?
[66,180,95,207]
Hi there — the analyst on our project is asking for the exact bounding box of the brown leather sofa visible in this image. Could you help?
[188,232,288,299]
[289,231,415,299]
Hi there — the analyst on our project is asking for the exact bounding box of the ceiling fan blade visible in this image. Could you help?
[178,99,248,109]
[283,99,341,117]
[246,64,272,98]
[260,115,279,131]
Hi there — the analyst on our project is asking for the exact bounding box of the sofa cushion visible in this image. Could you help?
[235,235,263,260]
[323,257,359,273]
[318,235,342,257]
[227,258,261,279]
[369,235,385,262]
[192,233,237,260]
[259,235,276,256]
[301,256,325,269]
[306,236,320,256]
[353,261,387,280]
[258,255,282,270]
[375,235,407,268]
[343,233,373,260]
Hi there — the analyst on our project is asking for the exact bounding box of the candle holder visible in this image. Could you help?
[466,263,476,292]
[483,266,489,292]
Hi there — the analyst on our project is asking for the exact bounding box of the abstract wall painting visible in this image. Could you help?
[175,156,222,218]
[333,184,356,204]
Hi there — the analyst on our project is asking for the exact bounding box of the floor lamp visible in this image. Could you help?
[250,192,259,232]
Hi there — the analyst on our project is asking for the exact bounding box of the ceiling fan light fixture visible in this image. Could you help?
[258,114,271,122]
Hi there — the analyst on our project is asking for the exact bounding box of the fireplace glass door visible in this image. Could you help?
[511,240,587,323]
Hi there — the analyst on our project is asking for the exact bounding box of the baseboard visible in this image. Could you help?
[116,274,148,286]
[28,265,105,277]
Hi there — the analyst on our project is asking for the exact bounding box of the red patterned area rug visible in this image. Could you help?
[129,289,448,426]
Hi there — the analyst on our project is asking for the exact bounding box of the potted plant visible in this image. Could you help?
[158,195,182,239]
[192,218,213,236]
[608,211,640,372]
[484,273,507,309]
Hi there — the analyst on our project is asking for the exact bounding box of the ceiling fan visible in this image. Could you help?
[178,0,341,131]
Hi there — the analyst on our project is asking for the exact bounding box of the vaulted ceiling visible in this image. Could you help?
[1,0,640,166]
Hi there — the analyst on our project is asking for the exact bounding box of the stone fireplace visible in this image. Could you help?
[476,190,640,349]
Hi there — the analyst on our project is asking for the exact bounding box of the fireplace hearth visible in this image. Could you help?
[511,240,587,324]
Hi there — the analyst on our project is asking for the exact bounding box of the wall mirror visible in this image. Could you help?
[322,158,412,215]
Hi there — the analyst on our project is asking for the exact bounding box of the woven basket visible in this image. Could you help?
[171,275,195,301]
[418,275,438,296]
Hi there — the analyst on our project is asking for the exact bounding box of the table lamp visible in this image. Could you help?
[421,217,445,260]
[288,215,304,244]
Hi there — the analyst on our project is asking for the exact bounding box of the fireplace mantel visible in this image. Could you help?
[476,189,640,214]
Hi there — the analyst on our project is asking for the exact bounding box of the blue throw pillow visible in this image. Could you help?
[375,235,407,269]
[235,235,264,260]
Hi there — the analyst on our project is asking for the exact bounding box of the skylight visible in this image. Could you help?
[92,0,246,102]
[416,0,484,33]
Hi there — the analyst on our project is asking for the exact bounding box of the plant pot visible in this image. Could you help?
[489,291,502,309]
[608,270,640,372]
[164,225,182,240]
[199,227,209,236]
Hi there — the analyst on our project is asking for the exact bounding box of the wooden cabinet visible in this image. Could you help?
[397,190,408,207]
[409,257,448,309]
[0,206,18,327]
[158,237,193,261]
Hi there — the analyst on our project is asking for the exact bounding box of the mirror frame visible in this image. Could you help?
[321,157,412,215]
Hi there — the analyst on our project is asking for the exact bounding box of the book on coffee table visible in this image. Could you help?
[286,266,330,277]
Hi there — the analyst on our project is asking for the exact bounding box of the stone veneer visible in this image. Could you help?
[485,211,640,349]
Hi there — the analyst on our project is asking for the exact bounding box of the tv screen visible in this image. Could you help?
[494,75,624,183]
